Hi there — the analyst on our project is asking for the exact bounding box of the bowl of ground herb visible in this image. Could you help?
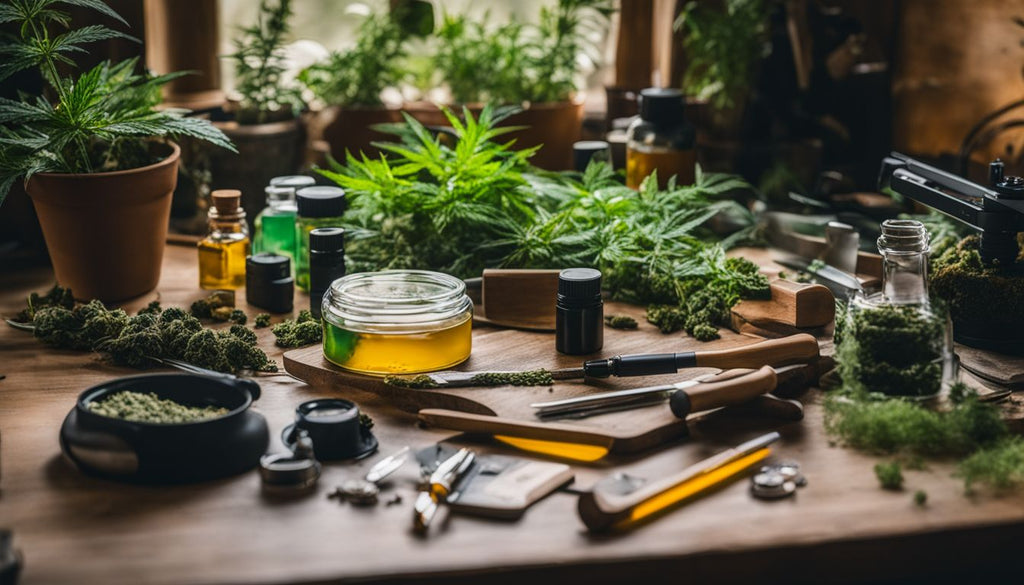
[60,374,269,483]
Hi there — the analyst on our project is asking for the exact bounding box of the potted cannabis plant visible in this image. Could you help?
[0,0,234,302]
[674,0,770,137]
[298,10,406,160]
[209,0,307,215]
[415,0,613,170]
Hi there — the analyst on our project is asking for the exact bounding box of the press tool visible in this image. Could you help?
[879,153,1024,351]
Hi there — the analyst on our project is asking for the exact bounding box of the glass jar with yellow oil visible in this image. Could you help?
[321,270,473,375]
[626,88,696,190]
[198,189,249,290]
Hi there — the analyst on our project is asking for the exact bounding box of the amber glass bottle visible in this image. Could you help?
[198,190,250,290]
[626,88,696,189]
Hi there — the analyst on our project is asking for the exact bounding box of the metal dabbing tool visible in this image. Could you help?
[413,448,475,534]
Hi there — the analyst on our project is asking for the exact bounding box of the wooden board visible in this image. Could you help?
[956,343,1024,387]
[285,302,788,455]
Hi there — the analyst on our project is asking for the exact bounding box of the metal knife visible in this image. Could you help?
[774,255,864,298]
[531,363,809,420]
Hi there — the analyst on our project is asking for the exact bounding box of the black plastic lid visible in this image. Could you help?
[573,141,610,172]
[639,88,685,125]
[247,253,291,280]
[310,227,345,252]
[558,268,602,299]
[296,186,346,217]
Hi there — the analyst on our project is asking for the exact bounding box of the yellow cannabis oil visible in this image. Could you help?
[198,235,249,289]
[626,147,696,189]
[323,316,472,375]
[321,270,474,375]
[198,189,250,290]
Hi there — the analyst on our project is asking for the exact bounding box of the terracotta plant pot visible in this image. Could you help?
[317,105,405,162]
[26,142,180,302]
[209,117,306,219]
[403,99,585,171]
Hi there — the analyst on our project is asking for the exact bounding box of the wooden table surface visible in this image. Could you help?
[2,245,1023,585]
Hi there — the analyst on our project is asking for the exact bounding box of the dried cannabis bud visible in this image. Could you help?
[604,314,638,329]
[13,284,74,323]
[254,313,271,328]
[913,490,927,506]
[874,461,904,490]
[137,301,162,316]
[190,291,235,319]
[272,310,322,348]
[89,391,228,424]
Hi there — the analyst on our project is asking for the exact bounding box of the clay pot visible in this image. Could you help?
[26,142,180,302]
[317,105,405,161]
[403,99,585,171]
[209,117,306,219]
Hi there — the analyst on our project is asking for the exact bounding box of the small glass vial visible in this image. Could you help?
[308,227,346,320]
[198,190,250,290]
[626,88,696,189]
[321,270,473,375]
[837,219,955,398]
[555,268,604,355]
[253,186,298,259]
[295,186,346,292]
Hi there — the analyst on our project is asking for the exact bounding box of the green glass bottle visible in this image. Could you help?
[252,186,298,260]
[294,186,346,291]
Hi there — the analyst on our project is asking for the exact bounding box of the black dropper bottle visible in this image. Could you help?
[308,228,346,320]
[555,268,604,355]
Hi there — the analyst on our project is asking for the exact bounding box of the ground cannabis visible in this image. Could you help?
[89,391,228,424]
[254,314,271,328]
[874,461,904,490]
[468,369,554,387]
[931,235,1024,333]
[383,375,439,389]
[836,303,944,397]
[271,310,322,348]
[604,314,638,330]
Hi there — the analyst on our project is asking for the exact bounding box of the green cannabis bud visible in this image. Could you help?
[254,313,271,328]
[913,490,927,506]
[874,461,904,490]
[272,310,322,348]
[190,291,235,319]
[604,314,638,329]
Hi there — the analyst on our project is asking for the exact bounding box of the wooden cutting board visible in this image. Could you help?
[284,301,800,455]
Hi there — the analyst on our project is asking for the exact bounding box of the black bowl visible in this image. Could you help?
[60,373,269,484]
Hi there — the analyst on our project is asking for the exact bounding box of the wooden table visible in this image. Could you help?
[2,245,1022,585]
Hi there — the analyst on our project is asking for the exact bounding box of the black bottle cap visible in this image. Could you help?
[558,268,602,299]
[296,186,346,217]
[573,140,611,172]
[247,253,291,280]
[639,88,685,125]
[310,227,345,252]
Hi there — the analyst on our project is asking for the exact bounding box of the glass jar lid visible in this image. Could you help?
[322,270,472,330]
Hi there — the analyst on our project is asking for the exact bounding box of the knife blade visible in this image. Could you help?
[774,255,864,298]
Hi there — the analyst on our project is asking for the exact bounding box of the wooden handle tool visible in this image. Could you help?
[577,432,780,532]
[731,280,835,329]
[572,333,820,378]
[668,365,778,419]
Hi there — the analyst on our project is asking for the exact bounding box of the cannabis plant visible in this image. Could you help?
[228,0,304,124]
[298,12,406,107]
[432,0,613,105]
[0,0,234,203]
[318,106,765,339]
[674,0,770,110]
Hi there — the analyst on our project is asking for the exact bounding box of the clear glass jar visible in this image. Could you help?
[321,270,473,375]
[626,88,696,190]
[836,219,956,398]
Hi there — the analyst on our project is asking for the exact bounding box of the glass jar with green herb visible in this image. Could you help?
[836,219,955,398]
